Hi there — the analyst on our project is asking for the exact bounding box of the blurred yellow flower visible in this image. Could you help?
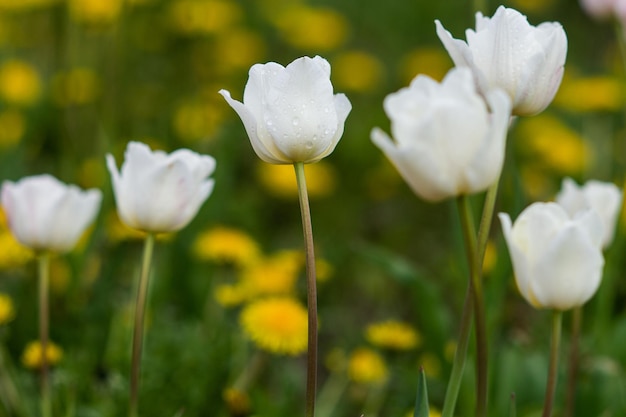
[239,250,303,298]
[400,47,453,84]
[0,293,15,325]
[214,284,248,307]
[222,387,251,416]
[68,0,123,25]
[332,51,384,93]
[554,74,624,113]
[77,157,108,189]
[257,161,337,199]
[517,115,591,176]
[273,5,348,51]
[0,209,34,269]
[405,408,442,417]
[0,60,41,106]
[365,320,420,350]
[0,109,26,149]
[51,68,100,106]
[21,340,63,370]
[519,164,553,201]
[169,0,241,35]
[347,347,388,385]
[240,297,308,355]
[418,352,441,379]
[315,258,334,283]
[0,0,59,12]
[213,29,266,73]
[193,226,261,267]
[173,98,226,143]
[482,240,497,275]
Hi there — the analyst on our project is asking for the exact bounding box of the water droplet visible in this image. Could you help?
[305,141,314,149]
[323,107,330,113]
[292,117,300,126]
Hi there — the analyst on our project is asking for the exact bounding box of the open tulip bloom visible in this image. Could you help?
[371,67,511,202]
[1,174,102,253]
[106,141,216,234]
[499,202,605,311]
[556,177,623,249]
[219,55,352,164]
[436,6,567,116]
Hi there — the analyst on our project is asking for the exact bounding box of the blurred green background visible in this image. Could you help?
[1,0,626,416]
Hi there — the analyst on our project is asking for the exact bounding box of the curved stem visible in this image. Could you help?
[294,162,318,417]
[129,233,156,417]
[542,311,563,417]
[38,253,51,417]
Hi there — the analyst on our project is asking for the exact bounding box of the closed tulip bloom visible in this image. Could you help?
[436,6,567,116]
[219,55,352,164]
[106,141,216,233]
[371,67,511,202]
[499,202,605,310]
[1,174,101,253]
[556,178,622,249]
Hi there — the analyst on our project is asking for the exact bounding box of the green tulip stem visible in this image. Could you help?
[564,306,582,417]
[456,183,495,417]
[38,252,51,417]
[542,310,563,417]
[129,232,156,417]
[440,279,474,417]
[294,161,319,417]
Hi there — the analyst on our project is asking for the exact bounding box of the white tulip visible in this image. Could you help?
[436,6,567,116]
[1,174,102,253]
[371,67,511,202]
[106,141,216,233]
[499,202,605,310]
[556,177,623,249]
[219,55,352,164]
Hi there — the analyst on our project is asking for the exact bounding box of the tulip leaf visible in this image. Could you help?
[414,367,430,417]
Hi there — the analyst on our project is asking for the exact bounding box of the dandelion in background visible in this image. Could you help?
[347,348,388,385]
[0,293,15,325]
[366,320,421,351]
[240,297,308,356]
[21,340,63,370]
[192,226,261,267]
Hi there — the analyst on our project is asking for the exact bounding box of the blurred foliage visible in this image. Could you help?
[0,0,626,416]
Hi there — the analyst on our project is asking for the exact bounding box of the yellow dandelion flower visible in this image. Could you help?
[365,320,420,350]
[405,408,442,417]
[213,29,266,73]
[332,51,384,93]
[240,297,308,355]
[554,74,624,113]
[51,68,100,106]
[273,5,348,52]
[240,250,303,299]
[169,0,241,35]
[21,340,63,370]
[347,347,388,385]
[0,293,15,325]
[257,161,337,199]
[193,226,261,267]
[222,388,251,416]
[214,284,247,307]
[517,115,591,176]
[0,60,41,106]
[0,109,26,149]
[399,47,453,85]
[68,0,122,25]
